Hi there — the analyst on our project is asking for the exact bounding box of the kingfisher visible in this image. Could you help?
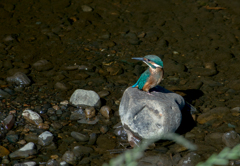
[132,55,164,93]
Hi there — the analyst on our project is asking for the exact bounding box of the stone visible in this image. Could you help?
[99,105,111,119]
[70,89,101,108]
[6,72,31,87]
[222,130,240,148]
[177,152,201,166]
[119,86,184,144]
[138,154,173,166]
[71,131,89,142]
[62,151,78,165]
[32,59,53,71]
[38,131,54,146]
[197,107,229,124]
[22,109,43,125]
[81,5,92,12]
[3,114,15,130]
[72,145,93,155]
[0,145,10,157]
[9,142,37,159]
[0,89,11,98]
[88,133,97,145]
[6,134,18,143]
[15,161,37,166]
[46,159,60,166]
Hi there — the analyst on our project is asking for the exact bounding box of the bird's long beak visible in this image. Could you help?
[132,57,145,61]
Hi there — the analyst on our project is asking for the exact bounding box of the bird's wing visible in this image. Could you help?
[132,69,150,90]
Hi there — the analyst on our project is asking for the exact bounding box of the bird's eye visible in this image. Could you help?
[148,59,151,62]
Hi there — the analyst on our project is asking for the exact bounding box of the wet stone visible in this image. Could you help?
[3,114,15,130]
[79,157,91,164]
[38,131,54,146]
[46,159,60,166]
[15,161,37,166]
[70,89,101,108]
[85,106,96,119]
[81,5,92,12]
[177,152,201,166]
[71,131,89,142]
[62,151,78,165]
[22,109,43,125]
[222,130,240,148]
[70,112,84,121]
[77,117,99,125]
[51,122,63,130]
[100,125,108,134]
[97,90,110,98]
[9,142,37,159]
[54,82,71,91]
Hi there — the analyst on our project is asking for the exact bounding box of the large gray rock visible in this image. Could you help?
[9,142,37,159]
[119,86,184,144]
[70,89,101,108]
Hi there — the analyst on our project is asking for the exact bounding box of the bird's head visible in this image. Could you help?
[132,55,163,69]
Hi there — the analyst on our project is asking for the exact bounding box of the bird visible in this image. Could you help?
[132,55,164,93]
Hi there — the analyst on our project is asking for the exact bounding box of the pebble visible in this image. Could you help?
[32,59,53,71]
[46,159,60,166]
[197,107,229,124]
[2,114,15,130]
[77,117,99,125]
[15,161,37,166]
[99,105,111,119]
[51,122,63,130]
[6,72,31,87]
[24,133,39,143]
[222,130,240,148]
[81,5,93,12]
[62,151,77,165]
[85,106,96,119]
[100,125,109,134]
[6,134,18,143]
[22,109,43,125]
[0,146,10,157]
[37,123,49,130]
[97,90,110,98]
[79,157,91,164]
[0,89,11,98]
[9,142,37,159]
[177,152,201,166]
[38,131,54,146]
[88,133,97,145]
[73,145,93,155]
[60,100,68,105]
[138,154,173,166]
[70,112,85,121]
[54,82,71,91]
[71,131,89,142]
[70,89,101,108]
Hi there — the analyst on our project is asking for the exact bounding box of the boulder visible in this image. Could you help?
[119,86,184,145]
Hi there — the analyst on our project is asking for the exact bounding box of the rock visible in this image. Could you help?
[177,152,201,166]
[228,80,240,91]
[6,134,18,143]
[85,106,96,119]
[81,5,92,12]
[71,131,89,142]
[100,105,111,119]
[2,114,15,130]
[205,132,223,145]
[96,134,116,150]
[119,86,184,144]
[22,109,43,125]
[0,146,10,157]
[100,125,109,134]
[138,154,173,166]
[0,89,11,98]
[24,133,39,143]
[197,107,229,124]
[222,130,240,148]
[72,145,93,155]
[88,133,97,145]
[9,142,37,159]
[32,59,53,71]
[6,72,31,87]
[70,89,101,108]
[79,157,91,164]
[37,123,49,130]
[62,151,78,165]
[191,67,217,76]
[54,82,71,91]
[46,159,60,166]
[38,131,54,146]
[77,117,99,125]
[15,161,37,166]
